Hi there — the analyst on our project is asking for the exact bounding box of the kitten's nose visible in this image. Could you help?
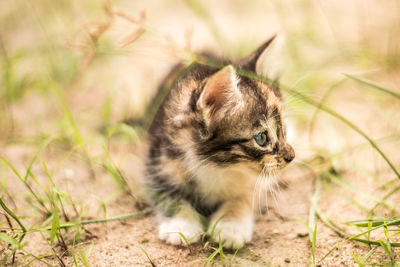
[282,143,295,163]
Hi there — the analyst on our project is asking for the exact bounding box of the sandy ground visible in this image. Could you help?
[4,129,399,266]
[1,0,400,266]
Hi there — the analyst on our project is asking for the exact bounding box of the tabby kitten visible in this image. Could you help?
[145,36,295,249]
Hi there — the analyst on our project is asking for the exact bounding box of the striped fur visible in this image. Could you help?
[145,37,295,249]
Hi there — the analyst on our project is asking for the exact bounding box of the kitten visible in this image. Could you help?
[145,36,295,249]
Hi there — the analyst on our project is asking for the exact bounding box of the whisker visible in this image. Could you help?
[258,172,263,215]
[253,175,262,214]
[263,172,269,214]
[272,169,283,207]
[268,168,276,213]
[266,122,278,141]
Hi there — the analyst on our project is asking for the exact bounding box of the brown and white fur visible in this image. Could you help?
[145,36,295,249]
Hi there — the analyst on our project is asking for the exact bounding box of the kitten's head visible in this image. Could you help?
[193,36,294,173]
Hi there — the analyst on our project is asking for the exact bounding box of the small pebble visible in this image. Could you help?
[139,238,149,243]
[284,258,291,263]
[288,233,296,239]
[297,232,308,238]
[64,168,75,179]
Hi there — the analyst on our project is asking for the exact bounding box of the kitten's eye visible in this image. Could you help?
[254,132,268,147]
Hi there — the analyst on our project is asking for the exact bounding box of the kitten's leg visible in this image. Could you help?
[156,200,204,246]
[208,196,253,249]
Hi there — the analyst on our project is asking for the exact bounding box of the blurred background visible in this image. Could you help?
[0,0,399,266]
[1,0,400,154]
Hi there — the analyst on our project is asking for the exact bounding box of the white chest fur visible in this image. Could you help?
[192,164,256,206]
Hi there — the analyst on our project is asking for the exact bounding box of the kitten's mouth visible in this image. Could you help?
[264,162,278,168]
[260,162,287,171]
[259,162,278,172]
[264,162,278,170]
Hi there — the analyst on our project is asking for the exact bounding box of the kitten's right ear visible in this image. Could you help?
[238,35,278,74]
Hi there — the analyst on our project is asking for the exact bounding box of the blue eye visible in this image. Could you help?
[254,132,268,147]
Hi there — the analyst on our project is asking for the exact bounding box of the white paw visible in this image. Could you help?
[158,218,204,246]
[208,219,253,249]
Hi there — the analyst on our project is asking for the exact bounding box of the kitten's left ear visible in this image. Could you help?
[238,35,281,76]
[198,65,242,125]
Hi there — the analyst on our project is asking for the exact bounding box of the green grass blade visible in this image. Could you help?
[351,238,400,247]
[209,215,224,242]
[105,123,140,140]
[311,223,317,266]
[360,247,377,265]
[346,219,400,228]
[50,146,78,178]
[204,247,220,267]
[218,238,224,265]
[23,137,53,182]
[325,171,392,209]
[24,253,55,267]
[72,244,79,267]
[308,78,347,144]
[351,253,363,267]
[315,207,347,238]
[309,177,321,242]
[0,156,24,182]
[229,247,241,266]
[49,80,95,178]
[0,157,49,213]
[139,247,156,267]
[178,232,193,253]
[378,239,392,258]
[347,220,400,242]
[370,185,400,213]
[79,242,93,267]
[318,245,338,263]
[37,209,151,231]
[0,232,22,249]
[85,242,94,260]
[50,203,59,246]
[288,89,400,180]
[344,73,400,99]
[102,147,135,197]
[50,81,83,146]
[0,198,27,233]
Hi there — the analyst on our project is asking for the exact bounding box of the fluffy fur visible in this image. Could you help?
[144,36,295,249]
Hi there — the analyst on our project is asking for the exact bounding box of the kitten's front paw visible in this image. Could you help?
[158,218,204,246]
[208,219,254,249]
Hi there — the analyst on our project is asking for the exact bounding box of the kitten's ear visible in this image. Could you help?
[238,35,277,74]
[198,65,241,119]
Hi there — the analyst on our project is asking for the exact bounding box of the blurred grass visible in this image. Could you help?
[0,0,400,265]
